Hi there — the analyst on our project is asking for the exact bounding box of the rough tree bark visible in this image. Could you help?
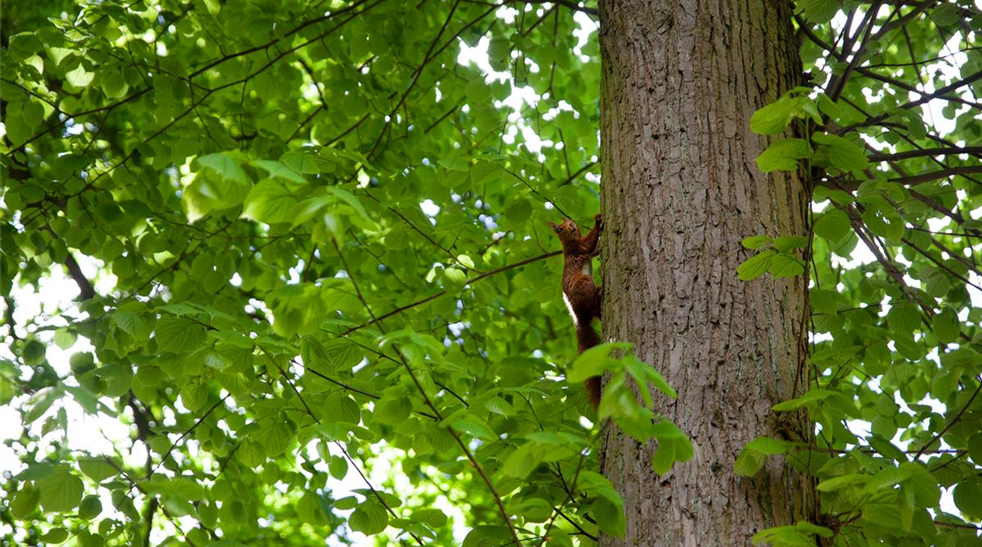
[598,0,815,545]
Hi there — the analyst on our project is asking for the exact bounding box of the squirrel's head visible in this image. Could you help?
[547,218,581,243]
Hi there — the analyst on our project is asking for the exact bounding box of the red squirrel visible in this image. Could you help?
[548,213,603,407]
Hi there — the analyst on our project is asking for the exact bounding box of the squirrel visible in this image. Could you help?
[548,213,603,407]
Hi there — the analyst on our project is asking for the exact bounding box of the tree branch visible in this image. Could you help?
[340,250,561,335]
[525,0,597,16]
[868,146,982,162]
[828,166,982,191]
[259,347,427,546]
[390,339,523,546]
[64,253,96,301]
[915,376,982,459]
[839,69,982,133]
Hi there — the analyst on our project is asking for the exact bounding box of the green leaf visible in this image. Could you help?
[773,235,808,252]
[813,209,851,242]
[303,336,365,374]
[568,342,632,383]
[502,442,545,479]
[253,418,297,458]
[180,380,209,412]
[932,307,960,344]
[818,474,868,492]
[78,458,118,483]
[376,393,412,425]
[751,95,794,135]
[78,495,102,520]
[484,396,516,416]
[737,250,776,281]
[65,64,94,87]
[99,364,134,397]
[967,434,982,467]
[197,152,249,184]
[37,469,84,512]
[651,420,693,474]
[810,289,838,315]
[296,493,329,525]
[741,235,773,249]
[769,253,805,278]
[22,101,44,128]
[40,528,70,544]
[23,386,59,423]
[813,133,869,172]
[350,501,389,535]
[862,206,904,241]
[753,523,830,547]
[439,156,471,172]
[756,138,811,172]
[102,70,129,99]
[242,179,299,224]
[931,3,961,25]
[443,267,467,291]
[154,316,205,353]
[413,508,448,529]
[7,33,43,60]
[23,339,47,366]
[329,455,348,480]
[593,497,626,537]
[10,483,40,518]
[798,0,838,23]
[251,159,307,184]
[773,389,835,411]
[894,336,923,361]
[448,414,497,441]
[53,328,77,350]
[816,94,841,119]
[281,150,333,174]
[735,437,794,476]
[154,317,207,353]
[334,496,358,510]
[323,395,361,425]
[621,354,676,400]
[953,479,982,518]
[463,526,515,547]
[887,304,921,336]
[923,269,950,298]
[504,199,533,224]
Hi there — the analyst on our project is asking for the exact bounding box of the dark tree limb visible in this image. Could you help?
[827,166,982,191]
[64,253,96,301]
[868,146,982,162]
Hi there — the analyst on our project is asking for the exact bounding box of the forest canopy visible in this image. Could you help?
[1,0,981,546]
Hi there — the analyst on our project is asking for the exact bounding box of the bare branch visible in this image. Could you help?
[829,166,982,191]
[868,146,982,162]
[340,250,561,335]
[64,253,96,301]
[915,376,982,459]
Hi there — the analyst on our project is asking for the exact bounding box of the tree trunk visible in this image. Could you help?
[598,0,814,545]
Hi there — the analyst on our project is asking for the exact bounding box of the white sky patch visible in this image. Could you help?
[420,199,441,217]
[571,11,599,58]
[457,37,510,84]
[0,263,135,479]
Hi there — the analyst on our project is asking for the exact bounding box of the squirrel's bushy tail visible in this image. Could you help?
[576,321,601,353]
[576,322,602,407]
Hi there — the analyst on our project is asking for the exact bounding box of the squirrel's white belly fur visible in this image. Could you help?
[562,263,593,327]
[562,292,578,326]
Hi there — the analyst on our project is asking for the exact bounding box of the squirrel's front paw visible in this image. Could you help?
[594,213,603,226]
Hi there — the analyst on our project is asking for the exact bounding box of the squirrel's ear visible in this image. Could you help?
[546,221,559,232]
